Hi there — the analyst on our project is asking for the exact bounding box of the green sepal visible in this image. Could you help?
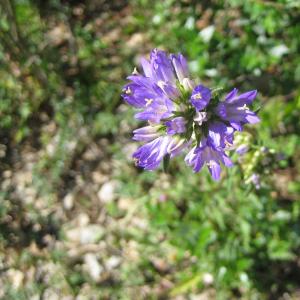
[163,154,170,173]
[194,124,203,147]
[253,106,261,113]
[211,86,224,96]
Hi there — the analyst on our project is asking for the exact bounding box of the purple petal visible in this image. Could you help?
[215,103,227,118]
[190,85,211,111]
[165,117,186,135]
[133,126,161,142]
[245,113,260,124]
[167,138,188,157]
[225,89,257,105]
[170,53,189,83]
[237,90,257,104]
[208,161,221,181]
[135,107,172,123]
[207,122,235,150]
[185,147,204,173]
[150,49,176,84]
[229,121,243,131]
[133,137,167,170]
[207,122,228,149]
[225,88,239,102]
[156,81,180,100]
[185,139,233,180]
[220,153,233,167]
[217,89,260,127]
[140,57,152,77]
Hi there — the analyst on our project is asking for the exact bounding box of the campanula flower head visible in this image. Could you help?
[122,49,260,180]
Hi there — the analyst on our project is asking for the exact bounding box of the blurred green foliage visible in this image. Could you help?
[0,0,299,299]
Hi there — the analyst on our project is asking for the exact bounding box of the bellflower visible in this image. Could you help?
[185,138,233,181]
[121,49,260,180]
[215,89,260,131]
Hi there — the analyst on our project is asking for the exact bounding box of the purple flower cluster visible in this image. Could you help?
[122,49,260,180]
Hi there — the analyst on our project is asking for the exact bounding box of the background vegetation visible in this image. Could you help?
[0,0,299,299]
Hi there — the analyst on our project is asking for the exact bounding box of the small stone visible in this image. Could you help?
[66,225,104,244]
[202,272,214,285]
[84,253,103,281]
[105,256,121,270]
[199,25,215,43]
[46,142,56,156]
[0,144,6,158]
[47,23,71,46]
[3,170,12,178]
[131,217,148,230]
[123,240,139,261]
[77,213,90,226]
[122,144,137,161]
[42,289,60,300]
[97,180,119,203]
[270,44,289,58]
[118,197,133,211]
[63,193,74,210]
[92,171,108,184]
[126,33,145,48]
[7,269,24,289]
[150,257,169,273]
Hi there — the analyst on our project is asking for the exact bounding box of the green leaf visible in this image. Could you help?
[170,274,202,296]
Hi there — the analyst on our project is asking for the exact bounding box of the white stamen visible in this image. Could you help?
[237,104,249,111]
[145,98,153,106]
[194,111,208,125]
[125,86,132,94]
[206,160,214,168]
[157,80,167,89]
[132,67,139,75]
[192,92,202,100]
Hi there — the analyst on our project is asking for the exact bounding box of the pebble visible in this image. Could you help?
[66,225,104,244]
[203,272,214,285]
[105,256,121,270]
[6,269,24,289]
[63,193,74,210]
[84,253,103,281]
[97,180,119,203]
